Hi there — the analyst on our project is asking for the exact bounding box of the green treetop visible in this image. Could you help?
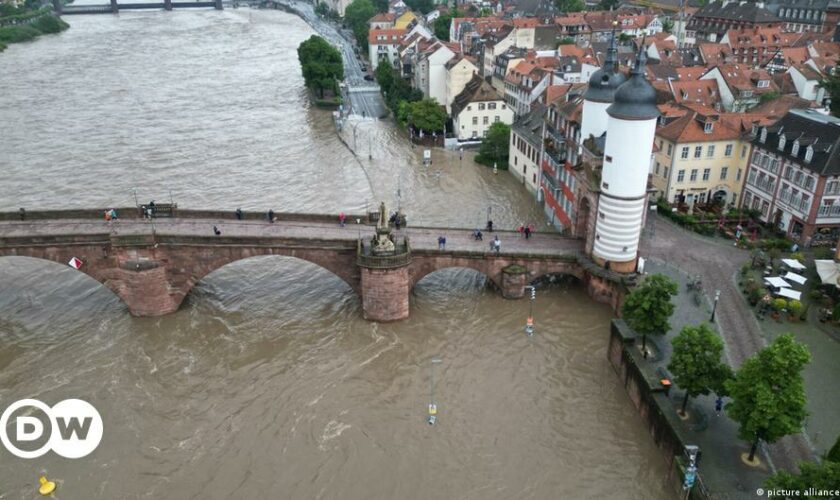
[725,334,811,462]
[621,273,678,356]
[668,323,733,414]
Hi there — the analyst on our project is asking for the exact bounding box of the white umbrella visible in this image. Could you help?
[776,288,802,301]
[765,276,790,288]
[781,258,806,270]
[782,272,807,286]
[815,260,840,287]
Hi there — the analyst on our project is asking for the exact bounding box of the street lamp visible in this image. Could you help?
[428,357,443,425]
[524,285,536,336]
[710,290,721,322]
[683,445,699,499]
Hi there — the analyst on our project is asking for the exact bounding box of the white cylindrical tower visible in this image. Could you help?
[593,46,660,273]
[580,28,625,146]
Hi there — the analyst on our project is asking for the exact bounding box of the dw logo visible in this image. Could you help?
[0,399,103,459]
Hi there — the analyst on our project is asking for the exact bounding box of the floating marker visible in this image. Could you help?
[427,404,437,425]
[68,257,83,270]
[38,476,56,496]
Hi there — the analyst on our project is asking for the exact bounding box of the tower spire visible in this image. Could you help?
[604,21,618,73]
[632,35,648,76]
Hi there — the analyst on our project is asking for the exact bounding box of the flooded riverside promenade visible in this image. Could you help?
[0,8,671,498]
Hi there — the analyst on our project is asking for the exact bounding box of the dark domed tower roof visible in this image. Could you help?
[584,30,626,103]
[607,43,660,121]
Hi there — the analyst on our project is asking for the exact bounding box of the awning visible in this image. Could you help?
[815,260,840,287]
[765,276,790,288]
[776,288,802,301]
[781,258,806,270]
[783,272,807,286]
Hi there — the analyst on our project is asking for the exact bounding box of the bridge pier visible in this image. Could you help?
[164,0,172,10]
[110,0,119,13]
[214,0,223,9]
[500,264,528,299]
[52,0,63,15]
[360,266,410,322]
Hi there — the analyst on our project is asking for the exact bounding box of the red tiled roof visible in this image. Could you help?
[657,112,741,142]
[670,79,721,108]
[368,28,407,45]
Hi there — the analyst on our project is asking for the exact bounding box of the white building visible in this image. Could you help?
[509,103,547,194]
[452,74,514,140]
[414,41,456,105]
[593,47,660,273]
[368,28,407,71]
[445,55,479,113]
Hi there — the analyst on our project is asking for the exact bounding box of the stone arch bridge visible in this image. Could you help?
[0,208,635,321]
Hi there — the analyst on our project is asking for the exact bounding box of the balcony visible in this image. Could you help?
[542,171,558,192]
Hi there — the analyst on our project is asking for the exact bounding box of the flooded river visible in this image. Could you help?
[0,9,670,499]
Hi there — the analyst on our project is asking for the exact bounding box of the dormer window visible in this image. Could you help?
[792,140,800,156]
[805,145,814,163]
[704,122,713,133]
[757,80,770,88]
[778,134,786,150]
[760,127,768,143]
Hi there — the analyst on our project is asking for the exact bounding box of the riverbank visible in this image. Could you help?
[0,12,69,52]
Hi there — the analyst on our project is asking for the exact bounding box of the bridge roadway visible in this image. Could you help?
[0,217,582,257]
[0,210,628,321]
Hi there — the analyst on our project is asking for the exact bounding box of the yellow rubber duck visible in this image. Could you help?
[38,476,56,496]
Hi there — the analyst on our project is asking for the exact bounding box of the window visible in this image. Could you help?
[690,169,698,181]
[805,146,813,163]
[655,162,660,175]
[792,140,800,156]
[694,146,702,158]
[467,105,472,111]
[805,176,815,191]
[725,144,733,156]
[677,170,685,182]
[472,117,478,125]
[488,102,497,110]
[741,145,748,158]
[707,145,715,158]
[494,116,500,122]
[483,116,489,125]
[501,104,506,109]
[681,147,690,159]
[664,167,669,179]
[703,168,710,181]
[704,122,713,133]
[760,128,767,143]
[478,103,486,111]
[667,144,673,156]
[720,167,728,180]
[778,134,786,150]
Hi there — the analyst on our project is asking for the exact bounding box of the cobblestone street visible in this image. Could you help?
[638,214,817,486]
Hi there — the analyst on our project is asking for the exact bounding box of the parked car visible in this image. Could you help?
[364,75,374,81]
[360,65,367,72]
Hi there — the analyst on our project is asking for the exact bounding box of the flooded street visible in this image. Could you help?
[0,9,670,499]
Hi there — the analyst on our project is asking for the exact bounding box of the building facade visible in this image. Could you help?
[742,109,840,245]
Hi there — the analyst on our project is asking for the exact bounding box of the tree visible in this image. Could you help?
[668,324,732,414]
[433,9,460,41]
[597,0,619,9]
[555,0,584,12]
[345,0,376,47]
[725,334,811,463]
[820,69,840,117]
[828,433,840,462]
[661,18,674,33]
[408,98,446,132]
[404,0,434,14]
[297,36,344,98]
[764,461,840,495]
[475,122,510,167]
[621,274,678,356]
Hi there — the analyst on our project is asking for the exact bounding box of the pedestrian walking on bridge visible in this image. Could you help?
[268,209,275,223]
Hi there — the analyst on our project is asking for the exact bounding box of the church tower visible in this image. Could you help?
[580,27,626,145]
[592,44,660,273]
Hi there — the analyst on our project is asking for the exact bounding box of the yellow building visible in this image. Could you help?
[394,11,417,30]
[652,110,752,207]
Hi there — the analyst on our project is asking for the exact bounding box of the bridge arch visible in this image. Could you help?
[0,254,126,310]
[409,258,501,291]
